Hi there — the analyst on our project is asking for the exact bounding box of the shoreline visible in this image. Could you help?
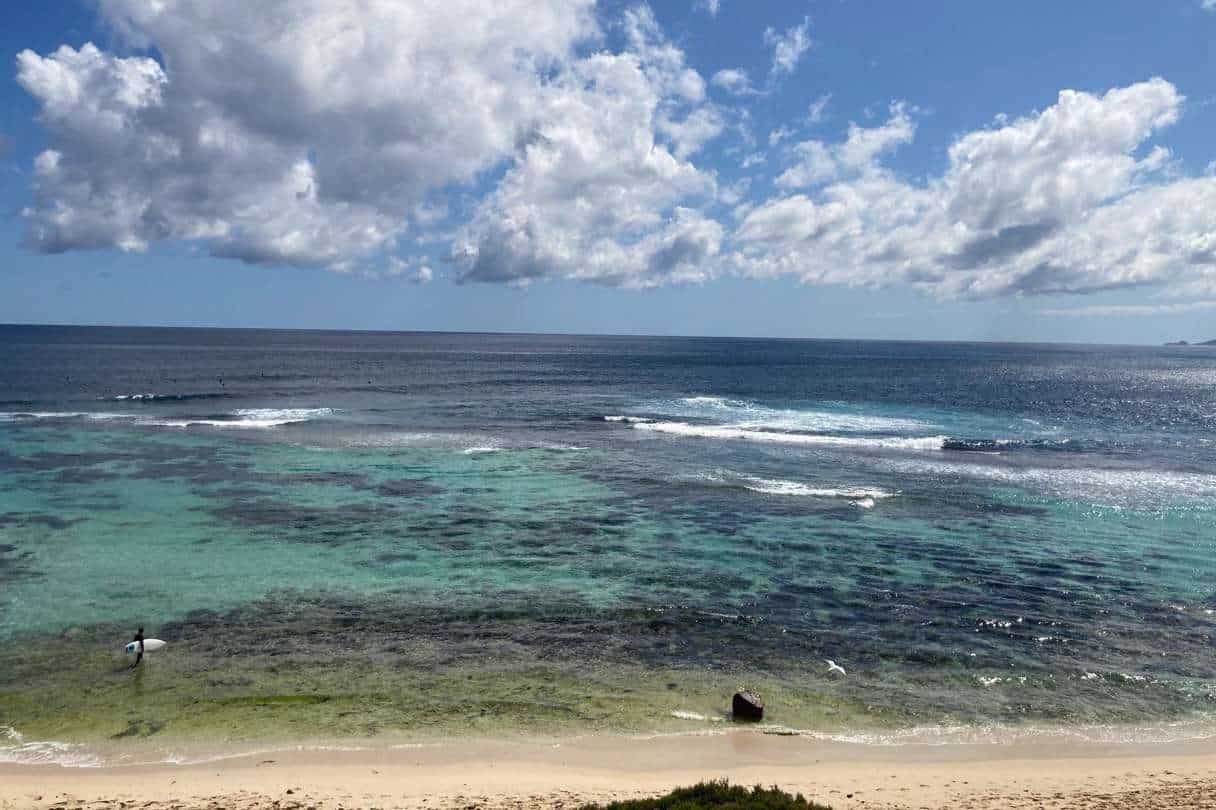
[4,730,1216,809]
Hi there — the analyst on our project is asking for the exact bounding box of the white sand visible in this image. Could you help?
[4,731,1216,809]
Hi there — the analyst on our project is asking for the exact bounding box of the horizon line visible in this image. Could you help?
[0,320,1198,349]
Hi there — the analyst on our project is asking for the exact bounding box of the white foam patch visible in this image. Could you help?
[0,411,130,422]
[636,420,947,450]
[670,710,709,721]
[0,727,101,768]
[876,456,1216,506]
[737,476,895,500]
[145,408,334,429]
[604,415,652,423]
[1,408,332,430]
[670,396,934,434]
[753,719,1216,747]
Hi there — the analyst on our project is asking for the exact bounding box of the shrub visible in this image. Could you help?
[580,781,832,810]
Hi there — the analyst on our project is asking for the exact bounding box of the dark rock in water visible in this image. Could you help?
[732,690,764,721]
[111,719,166,739]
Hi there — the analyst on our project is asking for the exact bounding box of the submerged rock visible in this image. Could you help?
[732,690,764,721]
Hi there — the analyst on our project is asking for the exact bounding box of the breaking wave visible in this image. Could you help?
[0,408,334,429]
[635,420,948,451]
[668,396,934,433]
[697,471,894,505]
[143,408,335,429]
[108,392,229,402]
[737,476,894,500]
[0,727,101,768]
[0,411,130,422]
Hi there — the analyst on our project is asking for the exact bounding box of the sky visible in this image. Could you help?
[1,1,1215,343]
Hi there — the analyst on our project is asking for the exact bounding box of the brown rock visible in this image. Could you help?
[731,690,764,721]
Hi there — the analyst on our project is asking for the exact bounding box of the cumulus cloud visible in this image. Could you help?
[451,8,721,287]
[776,103,914,187]
[732,78,1216,300]
[18,0,597,268]
[14,5,1216,305]
[16,0,732,287]
[764,16,812,77]
[696,0,722,15]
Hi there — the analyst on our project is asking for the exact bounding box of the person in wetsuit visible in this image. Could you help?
[131,626,145,668]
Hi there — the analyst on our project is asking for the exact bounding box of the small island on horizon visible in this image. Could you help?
[1164,339,1216,346]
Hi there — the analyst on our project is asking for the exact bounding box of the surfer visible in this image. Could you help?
[130,626,145,668]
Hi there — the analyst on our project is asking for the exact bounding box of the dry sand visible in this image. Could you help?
[3,731,1216,810]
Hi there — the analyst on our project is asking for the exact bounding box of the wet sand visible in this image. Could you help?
[3,731,1216,809]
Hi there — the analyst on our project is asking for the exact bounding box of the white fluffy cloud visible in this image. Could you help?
[452,9,722,287]
[14,5,1216,304]
[776,103,914,188]
[19,0,597,268]
[734,78,1216,299]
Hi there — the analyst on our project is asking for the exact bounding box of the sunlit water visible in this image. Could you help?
[2,326,1215,762]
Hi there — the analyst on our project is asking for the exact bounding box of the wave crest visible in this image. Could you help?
[146,407,334,429]
[636,420,948,451]
[0,408,334,429]
[109,392,229,402]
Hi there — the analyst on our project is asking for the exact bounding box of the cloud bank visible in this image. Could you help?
[14,1,1216,302]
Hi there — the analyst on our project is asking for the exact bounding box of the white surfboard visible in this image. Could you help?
[124,639,166,654]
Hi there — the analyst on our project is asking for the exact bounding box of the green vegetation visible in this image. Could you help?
[581,782,832,810]
[0,626,897,746]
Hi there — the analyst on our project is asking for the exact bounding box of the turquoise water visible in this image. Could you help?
[2,327,1216,756]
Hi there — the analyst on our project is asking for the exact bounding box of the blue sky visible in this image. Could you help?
[2,1,1215,343]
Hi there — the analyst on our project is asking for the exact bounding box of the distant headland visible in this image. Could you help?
[1164,339,1216,346]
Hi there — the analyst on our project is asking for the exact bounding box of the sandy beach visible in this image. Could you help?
[3,731,1216,810]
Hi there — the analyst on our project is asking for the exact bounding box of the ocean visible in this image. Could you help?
[2,325,1215,762]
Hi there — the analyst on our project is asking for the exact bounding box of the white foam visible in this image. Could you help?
[0,411,123,422]
[463,446,501,455]
[737,476,895,500]
[0,408,332,430]
[875,456,1216,507]
[0,728,101,768]
[146,408,334,429]
[636,420,947,451]
[669,396,934,434]
[763,719,1216,746]
[670,710,710,721]
[604,415,652,423]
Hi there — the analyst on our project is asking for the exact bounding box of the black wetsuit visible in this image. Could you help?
[132,627,145,667]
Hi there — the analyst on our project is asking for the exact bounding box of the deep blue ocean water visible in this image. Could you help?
[2,325,1216,755]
